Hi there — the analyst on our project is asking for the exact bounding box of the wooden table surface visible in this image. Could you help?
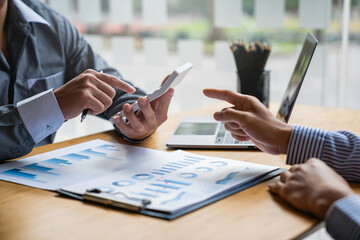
[1,103,360,240]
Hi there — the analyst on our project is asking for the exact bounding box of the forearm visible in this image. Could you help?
[286,125,327,165]
[286,125,360,181]
[326,195,360,240]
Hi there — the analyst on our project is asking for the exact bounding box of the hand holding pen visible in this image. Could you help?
[53,69,136,121]
[81,70,102,122]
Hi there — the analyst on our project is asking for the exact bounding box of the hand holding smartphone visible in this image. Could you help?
[110,62,193,123]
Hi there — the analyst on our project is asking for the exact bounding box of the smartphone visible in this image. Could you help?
[110,62,193,123]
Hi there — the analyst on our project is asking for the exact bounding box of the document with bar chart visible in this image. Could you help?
[0,139,283,219]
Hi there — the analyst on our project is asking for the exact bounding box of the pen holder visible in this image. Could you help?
[237,70,270,107]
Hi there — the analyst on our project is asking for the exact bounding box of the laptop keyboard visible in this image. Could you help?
[215,123,253,145]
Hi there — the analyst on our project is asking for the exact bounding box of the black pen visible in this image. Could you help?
[81,70,103,122]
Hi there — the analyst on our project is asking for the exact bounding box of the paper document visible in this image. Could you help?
[0,139,278,215]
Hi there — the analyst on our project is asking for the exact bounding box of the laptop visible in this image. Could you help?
[166,33,318,149]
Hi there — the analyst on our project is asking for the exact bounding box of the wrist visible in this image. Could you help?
[315,191,354,219]
[278,123,293,155]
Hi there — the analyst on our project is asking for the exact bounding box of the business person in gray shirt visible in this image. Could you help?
[0,0,174,161]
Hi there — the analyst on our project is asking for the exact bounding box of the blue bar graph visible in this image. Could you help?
[150,183,181,190]
[161,167,177,171]
[182,158,200,163]
[1,169,46,183]
[151,172,165,176]
[179,160,195,165]
[144,188,170,194]
[95,144,120,151]
[23,163,59,176]
[183,155,205,160]
[169,162,188,167]
[43,158,72,166]
[154,169,171,173]
[63,153,90,161]
[80,149,107,157]
[157,179,191,186]
[164,164,183,169]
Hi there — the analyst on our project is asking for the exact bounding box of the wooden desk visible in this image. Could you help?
[1,103,360,240]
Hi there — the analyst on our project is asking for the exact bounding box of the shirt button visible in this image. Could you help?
[46,125,53,132]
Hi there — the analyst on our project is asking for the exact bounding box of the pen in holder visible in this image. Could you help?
[231,41,271,107]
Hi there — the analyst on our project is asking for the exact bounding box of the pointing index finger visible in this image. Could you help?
[92,70,136,93]
[203,88,245,105]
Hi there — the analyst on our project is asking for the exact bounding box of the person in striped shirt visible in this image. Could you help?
[204,88,360,240]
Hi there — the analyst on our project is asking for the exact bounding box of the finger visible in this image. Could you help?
[84,69,136,93]
[203,88,247,105]
[137,97,157,127]
[160,74,170,86]
[224,123,245,135]
[268,182,285,196]
[225,121,241,129]
[122,104,143,130]
[289,165,301,172]
[91,88,113,109]
[86,97,105,115]
[279,171,292,183]
[152,88,174,124]
[214,108,250,126]
[113,114,133,136]
[92,78,117,99]
[231,133,251,142]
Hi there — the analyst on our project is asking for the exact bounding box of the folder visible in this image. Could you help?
[0,139,285,220]
[57,168,284,220]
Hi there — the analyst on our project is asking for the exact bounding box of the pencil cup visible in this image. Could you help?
[237,70,270,107]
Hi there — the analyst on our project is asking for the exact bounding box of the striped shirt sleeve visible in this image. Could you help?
[286,125,360,181]
[326,195,360,240]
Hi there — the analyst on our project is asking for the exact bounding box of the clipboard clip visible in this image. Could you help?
[83,188,151,212]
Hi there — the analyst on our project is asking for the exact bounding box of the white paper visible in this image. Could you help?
[63,149,278,213]
[112,36,135,64]
[109,0,133,24]
[143,38,168,65]
[215,41,236,71]
[255,0,284,28]
[299,0,331,29]
[142,0,167,25]
[214,0,242,28]
[0,139,154,190]
[47,0,73,21]
[78,0,102,24]
[178,40,203,68]
[0,139,278,213]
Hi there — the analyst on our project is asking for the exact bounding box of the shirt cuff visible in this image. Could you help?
[326,195,360,240]
[286,125,328,165]
[17,89,65,144]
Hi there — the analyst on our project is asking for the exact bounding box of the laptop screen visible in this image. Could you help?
[276,33,318,123]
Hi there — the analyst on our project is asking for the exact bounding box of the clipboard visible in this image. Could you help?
[57,168,286,220]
